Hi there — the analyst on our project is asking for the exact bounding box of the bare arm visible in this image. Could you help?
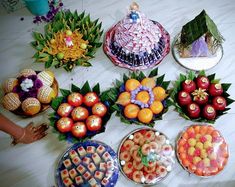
[0,114,49,145]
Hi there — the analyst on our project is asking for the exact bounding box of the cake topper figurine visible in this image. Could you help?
[129,2,140,23]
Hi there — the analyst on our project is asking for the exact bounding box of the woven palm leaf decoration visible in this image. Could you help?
[180,10,224,48]
[31,10,103,71]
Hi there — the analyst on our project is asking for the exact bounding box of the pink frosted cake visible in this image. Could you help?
[104,2,170,70]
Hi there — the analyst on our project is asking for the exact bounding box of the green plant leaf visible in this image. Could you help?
[71,84,81,92]
[51,96,64,110]
[80,81,91,95]
[58,134,66,141]
[211,79,220,84]
[161,81,171,90]
[60,88,71,97]
[188,71,196,80]
[226,97,235,106]
[156,74,165,85]
[207,73,216,81]
[138,71,146,81]
[149,68,158,77]
[198,70,206,76]
[92,83,100,95]
[123,74,129,82]
[221,83,231,91]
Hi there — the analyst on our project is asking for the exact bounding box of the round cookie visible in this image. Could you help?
[22,97,41,115]
[37,85,56,104]
[2,92,21,111]
[37,70,54,86]
[2,78,18,93]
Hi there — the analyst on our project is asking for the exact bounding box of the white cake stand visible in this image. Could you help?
[172,34,223,71]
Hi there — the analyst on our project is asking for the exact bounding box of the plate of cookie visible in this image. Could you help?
[55,140,119,187]
[117,128,175,185]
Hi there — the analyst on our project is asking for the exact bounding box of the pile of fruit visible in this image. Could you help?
[171,71,234,122]
[104,68,170,126]
[2,69,57,116]
[49,83,111,142]
[177,125,229,176]
[118,128,174,184]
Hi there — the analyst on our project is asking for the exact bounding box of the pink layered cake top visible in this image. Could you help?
[114,12,161,54]
[103,2,170,70]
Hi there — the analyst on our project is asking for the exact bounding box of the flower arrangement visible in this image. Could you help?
[2,69,58,116]
[31,10,103,71]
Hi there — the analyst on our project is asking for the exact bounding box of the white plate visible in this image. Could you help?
[172,34,223,71]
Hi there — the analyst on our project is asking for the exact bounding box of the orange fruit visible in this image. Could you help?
[138,108,153,124]
[152,86,167,101]
[136,91,150,104]
[124,104,140,119]
[116,92,131,106]
[125,79,140,92]
[150,101,163,114]
[141,78,156,89]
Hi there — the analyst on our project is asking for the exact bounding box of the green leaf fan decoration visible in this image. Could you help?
[169,70,234,123]
[31,10,103,71]
[49,82,112,143]
[102,68,170,127]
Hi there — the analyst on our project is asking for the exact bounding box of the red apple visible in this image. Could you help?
[86,115,102,131]
[203,105,216,120]
[178,91,192,106]
[57,103,73,117]
[212,96,227,111]
[196,76,210,90]
[67,92,83,107]
[209,83,223,96]
[71,122,87,138]
[92,102,107,117]
[187,103,200,118]
[83,92,99,107]
[71,106,89,121]
[56,117,73,133]
[182,80,196,93]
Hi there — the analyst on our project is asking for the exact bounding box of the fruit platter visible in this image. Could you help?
[118,128,175,185]
[172,10,224,71]
[104,2,170,70]
[170,70,234,123]
[176,125,229,177]
[2,69,58,117]
[103,68,170,127]
[49,82,112,142]
[55,140,119,187]
[31,10,103,71]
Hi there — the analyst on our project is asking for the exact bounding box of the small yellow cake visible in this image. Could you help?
[2,92,21,111]
[18,69,36,77]
[22,97,41,115]
[37,70,54,87]
[2,78,18,93]
[37,85,56,104]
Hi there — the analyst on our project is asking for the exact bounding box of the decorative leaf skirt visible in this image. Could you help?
[49,82,112,143]
[31,10,103,71]
[169,70,234,123]
[102,68,170,127]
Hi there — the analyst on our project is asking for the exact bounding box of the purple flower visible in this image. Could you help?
[17,76,27,83]
[59,2,63,6]
[13,85,21,93]
[28,90,37,98]
[28,75,37,81]
[34,79,43,89]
